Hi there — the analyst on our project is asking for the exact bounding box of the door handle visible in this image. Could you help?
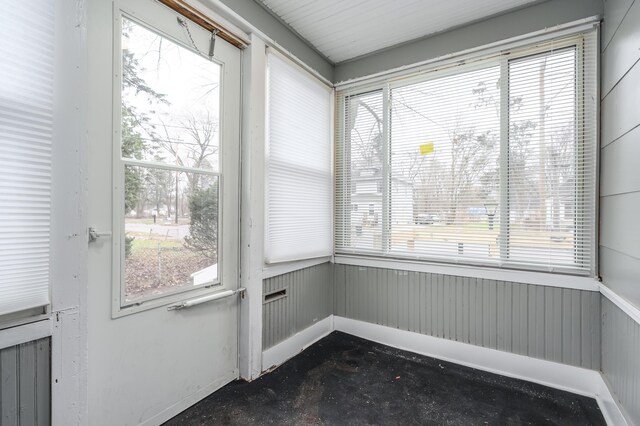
[88,226,112,243]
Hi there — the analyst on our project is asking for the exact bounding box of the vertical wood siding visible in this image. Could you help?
[0,337,51,426]
[602,298,640,424]
[334,264,601,370]
[262,263,333,349]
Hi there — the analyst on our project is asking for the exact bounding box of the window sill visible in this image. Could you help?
[263,256,332,279]
[0,317,51,349]
[333,255,599,291]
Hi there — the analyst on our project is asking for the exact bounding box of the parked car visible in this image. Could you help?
[415,213,434,225]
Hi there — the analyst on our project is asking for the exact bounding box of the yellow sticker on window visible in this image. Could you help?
[420,142,434,155]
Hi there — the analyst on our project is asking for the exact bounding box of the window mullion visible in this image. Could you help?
[382,84,391,254]
[499,59,510,263]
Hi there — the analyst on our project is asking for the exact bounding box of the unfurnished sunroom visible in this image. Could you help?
[0,0,639,425]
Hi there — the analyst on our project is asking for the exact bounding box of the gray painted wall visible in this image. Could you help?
[334,0,603,83]
[600,1,640,423]
[0,338,50,426]
[262,263,334,349]
[218,0,334,80]
[602,298,640,424]
[334,264,601,370]
[600,0,640,311]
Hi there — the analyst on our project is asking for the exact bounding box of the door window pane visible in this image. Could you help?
[121,17,221,172]
[124,166,219,303]
[120,16,223,305]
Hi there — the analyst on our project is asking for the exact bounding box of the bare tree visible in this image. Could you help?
[153,112,219,222]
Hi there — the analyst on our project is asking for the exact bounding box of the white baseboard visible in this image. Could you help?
[262,315,334,372]
[258,315,627,425]
[333,316,628,426]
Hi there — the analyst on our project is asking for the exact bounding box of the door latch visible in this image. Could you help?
[88,226,112,243]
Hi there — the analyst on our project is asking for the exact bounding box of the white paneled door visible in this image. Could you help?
[87,0,241,423]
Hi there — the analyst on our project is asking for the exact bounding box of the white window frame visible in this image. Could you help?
[335,29,599,280]
[110,7,227,317]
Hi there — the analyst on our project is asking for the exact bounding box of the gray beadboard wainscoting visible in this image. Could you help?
[262,262,637,421]
[602,298,640,423]
[262,263,334,350]
[333,264,601,370]
[0,337,50,425]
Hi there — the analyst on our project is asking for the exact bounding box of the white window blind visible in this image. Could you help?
[336,31,598,275]
[0,0,54,315]
[266,52,333,264]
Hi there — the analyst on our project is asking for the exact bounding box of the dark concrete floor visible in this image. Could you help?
[165,331,605,425]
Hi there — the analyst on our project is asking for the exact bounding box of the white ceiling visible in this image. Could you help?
[257,0,540,63]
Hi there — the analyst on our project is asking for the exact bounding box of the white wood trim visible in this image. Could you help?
[599,283,640,326]
[239,34,267,381]
[261,315,333,371]
[334,255,600,291]
[333,316,626,425]
[262,257,332,279]
[259,315,626,424]
[0,319,52,350]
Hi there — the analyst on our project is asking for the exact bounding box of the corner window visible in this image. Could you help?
[336,32,598,275]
